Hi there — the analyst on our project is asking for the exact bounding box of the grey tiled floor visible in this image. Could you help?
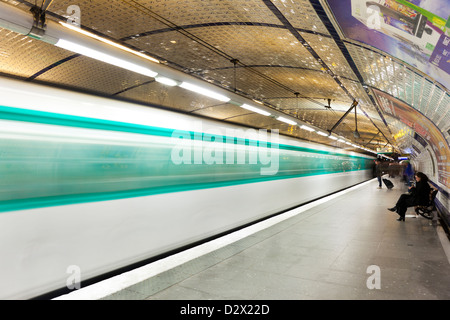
[106,177,450,300]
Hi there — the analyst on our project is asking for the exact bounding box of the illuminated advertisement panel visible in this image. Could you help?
[373,88,450,187]
[326,0,450,89]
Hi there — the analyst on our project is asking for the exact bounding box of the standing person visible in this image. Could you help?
[375,159,383,189]
[387,172,431,221]
[404,162,414,186]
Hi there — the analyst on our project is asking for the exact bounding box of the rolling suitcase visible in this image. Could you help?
[383,178,394,189]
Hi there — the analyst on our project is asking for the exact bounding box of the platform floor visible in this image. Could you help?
[56,176,450,300]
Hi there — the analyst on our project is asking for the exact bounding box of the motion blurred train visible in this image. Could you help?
[0,77,374,299]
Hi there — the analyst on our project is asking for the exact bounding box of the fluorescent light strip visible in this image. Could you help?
[300,125,315,132]
[179,82,230,102]
[55,39,158,78]
[240,104,271,116]
[328,135,338,140]
[59,22,159,64]
[316,131,328,137]
[277,116,297,125]
[155,76,178,86]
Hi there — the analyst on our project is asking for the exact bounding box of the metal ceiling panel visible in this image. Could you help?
[272,0,330,35]
[434,93,450,126]
[346,40,449,135]
[0,28,68,78]
[300,32,357,81]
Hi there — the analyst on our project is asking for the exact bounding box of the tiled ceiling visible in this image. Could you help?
[0,0,448,155]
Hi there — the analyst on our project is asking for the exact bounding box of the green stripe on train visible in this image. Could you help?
[0,105,371,160]
[0,105,374,212]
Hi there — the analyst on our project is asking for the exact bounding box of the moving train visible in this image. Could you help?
[0,77,374,299]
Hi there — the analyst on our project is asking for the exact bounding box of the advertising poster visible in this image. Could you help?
[373,88,450,187]
[326,0,450,89]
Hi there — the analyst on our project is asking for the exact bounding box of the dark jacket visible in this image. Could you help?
[410,180,431,206]
[375,163,382,177]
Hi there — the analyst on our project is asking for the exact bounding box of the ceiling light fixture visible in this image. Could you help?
[277,117,297,125]
[155,76,178,86]
[55,39,158,78]
[240,104,271,116]
[300,125,315,132]
[179,82,230,102]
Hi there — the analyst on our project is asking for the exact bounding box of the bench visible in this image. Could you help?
[414,188,438,220]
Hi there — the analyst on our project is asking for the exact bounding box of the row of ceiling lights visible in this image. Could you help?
[55,22,381,156]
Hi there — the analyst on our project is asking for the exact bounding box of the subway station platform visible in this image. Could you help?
[55,176,450,300]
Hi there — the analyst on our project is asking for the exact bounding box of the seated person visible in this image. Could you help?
[388,172,431,221]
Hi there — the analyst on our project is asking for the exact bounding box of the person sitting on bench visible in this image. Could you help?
[387,172,431,221]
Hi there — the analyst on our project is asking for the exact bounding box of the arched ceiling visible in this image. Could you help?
[0,0,449,156]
